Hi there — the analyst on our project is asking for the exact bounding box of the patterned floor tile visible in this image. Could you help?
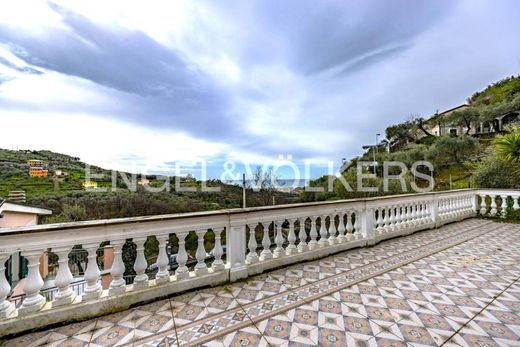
[7,219,520,347]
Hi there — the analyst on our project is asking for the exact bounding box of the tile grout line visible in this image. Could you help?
[173,222,504,347]
[440,275,520,346]
[129,220,496,346]
[167,296,181,347]
[86,317,98,347]
[224,286,273,347]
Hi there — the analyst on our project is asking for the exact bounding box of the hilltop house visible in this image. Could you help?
[423,104,519,137]
[27,159,48,177]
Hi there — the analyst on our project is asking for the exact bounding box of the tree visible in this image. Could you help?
[473,156,520,189]
[444,107,481,135]
[251,166,278,206]
[425,135,480,168]
[385,120,416,151]
[410,114,434,137]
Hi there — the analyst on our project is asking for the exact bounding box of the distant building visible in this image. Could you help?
[29,167,48,177]
[27,159,48,177]
[0,200,52,288]
[27,159,44,167]
[423,105,519,137]
[82,181,98,188]
[0,200,52,228]
[54,169,67,176]
[138,178,150,186]
[7,191,26,204]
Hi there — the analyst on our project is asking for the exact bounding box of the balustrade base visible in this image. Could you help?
[83,288,102,301]
[18,297,45,316]
[194,266,209,276]
[133,281,150,290]
[155,276,170,285]
[212,262,226,272]
[0,302,15,319]
[53,294,77,307]
[109,286,126,296]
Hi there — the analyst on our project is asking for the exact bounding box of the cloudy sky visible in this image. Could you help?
[0,0,519,179]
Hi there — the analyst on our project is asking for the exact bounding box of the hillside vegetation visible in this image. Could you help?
[0,149,293,223]
[301,75,520,203]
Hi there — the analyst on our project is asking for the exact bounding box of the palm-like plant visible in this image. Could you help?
[493,126,520,173]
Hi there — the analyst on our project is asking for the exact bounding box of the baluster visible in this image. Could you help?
[376,208,384,234]
[156,235,170,284]
[260,222,273,260]
[83,243,102,300]
[412,204,419,226]
[175,232,189,280]
[297,217,308,252]
[346,212,354,239]
[399,205,406,228]
[0,253,15,318]
[133,237,149,289]
[383,207,390,232]
[286,219,297,255]
[490,195,497,216]
[513,195,520,210]
[19,250,45,315]
[309,216,319,250]
[417,203,425,224]
[337,213,346,243]
[424,203,431,223]
[479,194,488,215]
[318,216,329,247]
[53,246,76,306]
[109,240,126,295]
[274,221,285,257]
[394,206,402,229]
[388,206,396,231]
[497,195,505,215]
[194,230,208,275]
[353,211,361,238]
[328,214,337,245]
[246,224,259,264]
[212,227,225,271]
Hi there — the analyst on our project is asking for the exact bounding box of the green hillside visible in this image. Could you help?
[301,75,520,203]
[0,149,294,223]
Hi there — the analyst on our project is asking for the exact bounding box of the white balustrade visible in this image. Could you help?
[109,240,126,295]
[490,195,498,216]
[175,232,189,280]
[309,216,319,249]
[286,219,298,255]
[155,235,170,284]
[19,250,45,315]
[318,216,328,247]
[328,214,337,245]
[83,243,102,301]
[195,230,208,275]
[53,246,76,306]
[133,237,149,289]
[273,221,285,258]
[260,223,273,260]
[297,218,308,252]
[246,224,259,264]
[337,214,346,242]
[211,228,225,271]
[1,188,518,336]
[0,254,15,319]
[346,212,354,238]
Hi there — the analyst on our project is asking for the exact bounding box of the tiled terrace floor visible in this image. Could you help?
[4,219,520,347]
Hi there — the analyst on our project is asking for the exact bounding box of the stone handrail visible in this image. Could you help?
[0,188,518,336]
